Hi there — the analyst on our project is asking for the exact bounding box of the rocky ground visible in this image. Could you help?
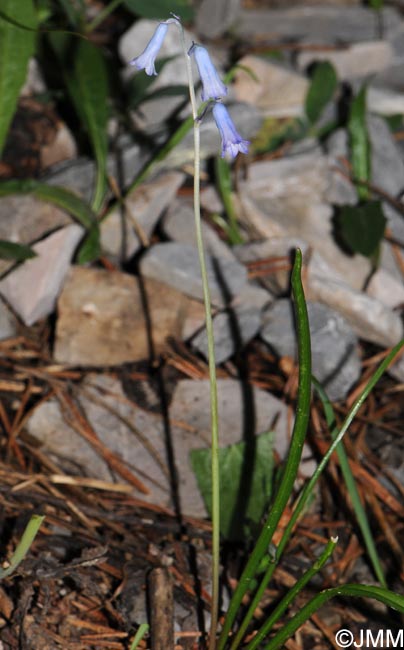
[0,1,404,649]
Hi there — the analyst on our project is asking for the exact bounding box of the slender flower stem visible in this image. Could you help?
[177,21,221,649]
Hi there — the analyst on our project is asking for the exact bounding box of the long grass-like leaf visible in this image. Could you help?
[67,39,109,212]
[313,377,386,586]
[348,85,370,201]
[0,180,97,229]
[246,538,338,650]
[0,515,44,579]
[219,249,312,650]
[263,584,404,650]
[129,623,149,650]
[215,156,244,245]
[0,0,36,156]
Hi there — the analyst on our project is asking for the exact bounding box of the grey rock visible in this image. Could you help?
[388,349,404,383]
[101,171,184,261]
[307,251,403,347]
[44,144,149,204]
[169,378,315,516]
[0,298,18,340]
[0,224,83,326]
[235,6,402,44]
[54,267,205,366]
[163,197,236,262]
[326,117,404,198]
[261,299,361,401]
[238,155,370,291]
[191,285,271,364]
[232,55,308,118]
[234,237,309,295]
[368,85,404,116]
[369,114,404,197]
[26,374,315,518]
[44,103,261,203]
[297,41,394,81]
[0,195,71,277]
[26,374,170,506]
[366,268,404,309]
[140,242,248,307]
[196,0,241,38]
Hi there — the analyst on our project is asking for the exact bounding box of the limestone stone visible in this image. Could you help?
[101,171,184,261]
[232,56,308,118]
[0,225,83,326]
[54,267,205,366]
[139,242,248,307]
[261,299,361,401]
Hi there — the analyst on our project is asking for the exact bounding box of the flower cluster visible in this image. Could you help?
[130,20,249,159]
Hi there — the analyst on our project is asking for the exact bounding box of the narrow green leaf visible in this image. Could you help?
[305,61,338,125]
[0,0,36,156]
[124,0,193,21]
[63,39,109,212]
[0,515,44,579]
[0,240,36,261]
[348,85,371,200]
[313,377,386,586]
[129,624,149,650]
[76,225,101,264]
[338,200,386,257]
[191,431,274,541]
[246,538,338,650]
[219,249,312,650]
[0,179,97,229]
[264,584,404,650]
[215,156,244,245]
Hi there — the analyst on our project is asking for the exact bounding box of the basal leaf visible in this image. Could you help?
[0,179,97,229]
[191,431,274,541]
[0,240,36,261]
[0,0,36,156]
[305,61,338,125]
[348,84,370,200]
[337,200,386,257]
[124,0,193,21]
[64,39,109,212]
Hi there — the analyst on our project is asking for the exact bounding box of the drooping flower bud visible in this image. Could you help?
[212,102,250,159]
[189,44,228,101]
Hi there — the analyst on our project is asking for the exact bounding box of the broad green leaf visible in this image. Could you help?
[338,200,386,257]
[0,0,36,156]
[76,225,101,264]
[305,61,338,125]
[348,84,370,200]
[62,38,109,212]
[0,179,97,229]
[124,0,193,21]
[191,431,274,541]
[0,240,36,261]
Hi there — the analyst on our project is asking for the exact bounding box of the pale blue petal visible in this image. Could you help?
[130,23,168,77]
[190,45,228,101]
[212,103,250,159]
